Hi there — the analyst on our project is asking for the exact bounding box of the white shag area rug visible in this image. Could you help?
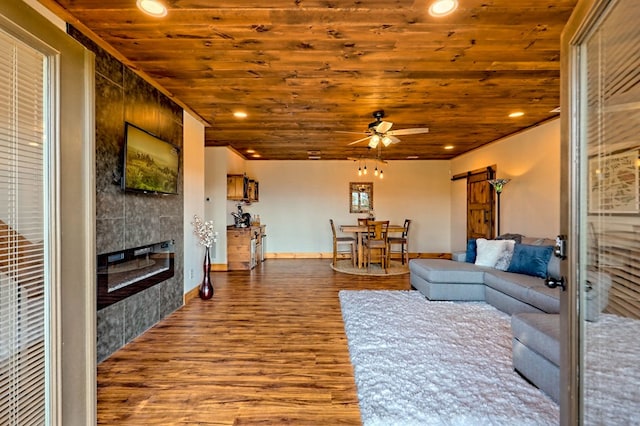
[340,290,559,426]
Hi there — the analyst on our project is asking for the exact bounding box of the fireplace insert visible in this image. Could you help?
[97,240,174,310]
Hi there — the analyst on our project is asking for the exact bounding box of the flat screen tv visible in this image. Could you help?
[122,122,180,195]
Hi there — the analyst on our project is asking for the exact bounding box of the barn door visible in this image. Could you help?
[467,167,495,240]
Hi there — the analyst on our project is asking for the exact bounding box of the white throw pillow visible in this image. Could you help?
[475,238,515,269]
[494,239,516,271]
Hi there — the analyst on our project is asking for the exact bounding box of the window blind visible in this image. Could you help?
[0,28,47,425]
[585,2,640,321]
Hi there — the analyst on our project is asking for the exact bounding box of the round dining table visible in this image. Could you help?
[339,223,405,268]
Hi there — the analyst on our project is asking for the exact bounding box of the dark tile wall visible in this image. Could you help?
[68,26,184,363]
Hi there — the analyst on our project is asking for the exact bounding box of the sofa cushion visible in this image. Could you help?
[521,236,556,247]
[409,259,486,284]
[525,284,562,314]
[484,270,536,302]
[475,238,515,269]
[465,238,477,263]
[507,244,554,278]
[547,255,561,279]
[484,270,560,313]
[511,313,560,366]
[496,233,523,244]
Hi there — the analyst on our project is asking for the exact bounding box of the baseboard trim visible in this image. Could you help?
[184,286,199,304]
[211,263,227,271]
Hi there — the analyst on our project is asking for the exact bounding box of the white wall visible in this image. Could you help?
[182,112,205,293]
[450,119,561,250]
[204,146,237,264]
[204,120,561,261]
[243,160,452,255]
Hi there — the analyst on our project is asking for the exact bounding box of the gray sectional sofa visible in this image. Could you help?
[409,235,613,404]
[409,236,564,403]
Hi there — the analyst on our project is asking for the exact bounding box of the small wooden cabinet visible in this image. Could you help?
[247,179,259,202]
[227,174,259,202]
[227,174,247,201]
[227,225,266,270]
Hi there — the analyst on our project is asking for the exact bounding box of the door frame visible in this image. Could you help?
[0,1,96,424]
[560,0,613,424]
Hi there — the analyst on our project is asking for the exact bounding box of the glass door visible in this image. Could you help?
[563,0,640,423]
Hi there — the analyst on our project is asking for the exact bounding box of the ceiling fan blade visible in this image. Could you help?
[388,135,401,144]
[336,130,370,135]
[387,127,429,136]
[347,136,372,145]
[375,121,393,134]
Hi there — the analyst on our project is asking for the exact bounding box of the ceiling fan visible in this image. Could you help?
[345,110,430,148]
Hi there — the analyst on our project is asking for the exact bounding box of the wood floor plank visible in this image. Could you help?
[97,259,411,424]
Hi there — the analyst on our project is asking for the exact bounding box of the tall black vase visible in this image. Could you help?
[199,246,214,300]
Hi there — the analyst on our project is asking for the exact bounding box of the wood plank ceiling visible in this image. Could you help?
[41,0,577,161]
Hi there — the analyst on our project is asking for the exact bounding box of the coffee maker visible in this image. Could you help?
[231,204,251,227]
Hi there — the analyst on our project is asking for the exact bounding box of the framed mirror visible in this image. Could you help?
[350,182,373,213]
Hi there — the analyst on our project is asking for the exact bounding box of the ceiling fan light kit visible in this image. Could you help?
[368,134,381,149]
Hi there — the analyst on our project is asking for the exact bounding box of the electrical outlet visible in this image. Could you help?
[189,269,194,279]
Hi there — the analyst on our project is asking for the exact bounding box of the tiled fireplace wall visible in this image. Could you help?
[68,26,185,362]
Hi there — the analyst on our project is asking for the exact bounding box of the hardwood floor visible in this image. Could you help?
[97,259,411,425]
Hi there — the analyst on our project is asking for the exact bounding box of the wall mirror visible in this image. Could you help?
[350,182,373,213]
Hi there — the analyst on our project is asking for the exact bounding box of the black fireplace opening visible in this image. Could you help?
[97,240,174,310]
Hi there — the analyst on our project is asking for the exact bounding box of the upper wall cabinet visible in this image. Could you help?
[227,174,259,202]
[227,174,246,201]
[247,179,259,202]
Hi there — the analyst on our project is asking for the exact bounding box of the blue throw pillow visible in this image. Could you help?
[465,239,477,263]
[507,244,554,278]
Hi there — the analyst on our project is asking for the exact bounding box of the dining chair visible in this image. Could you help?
[357,218,371,247]
[357,218,368,226]
[389,219,411,265]
[330,219,356,267]
[363,220,390,272]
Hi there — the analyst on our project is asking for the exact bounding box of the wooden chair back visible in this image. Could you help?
[329,218,338,239]
[366,220,389,243]
[402,219,411,238]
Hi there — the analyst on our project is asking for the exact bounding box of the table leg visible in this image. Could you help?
[357,232,363,268]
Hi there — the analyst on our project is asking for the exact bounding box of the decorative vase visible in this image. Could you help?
[199,246,214,300]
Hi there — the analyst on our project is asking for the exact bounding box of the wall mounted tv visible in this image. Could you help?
[122,122,180,195]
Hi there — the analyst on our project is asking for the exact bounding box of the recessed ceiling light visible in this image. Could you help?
[136,0,167,17]
[246,149,255,154]
[509,111,525,118]
[251,154,261,158]
[428,0,458,17]
[444,145,454,150]
[233,111,248,119]
[406,155,419,159]
[550,107,561,113]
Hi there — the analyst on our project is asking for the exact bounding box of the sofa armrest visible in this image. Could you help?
[451,251,467,262]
